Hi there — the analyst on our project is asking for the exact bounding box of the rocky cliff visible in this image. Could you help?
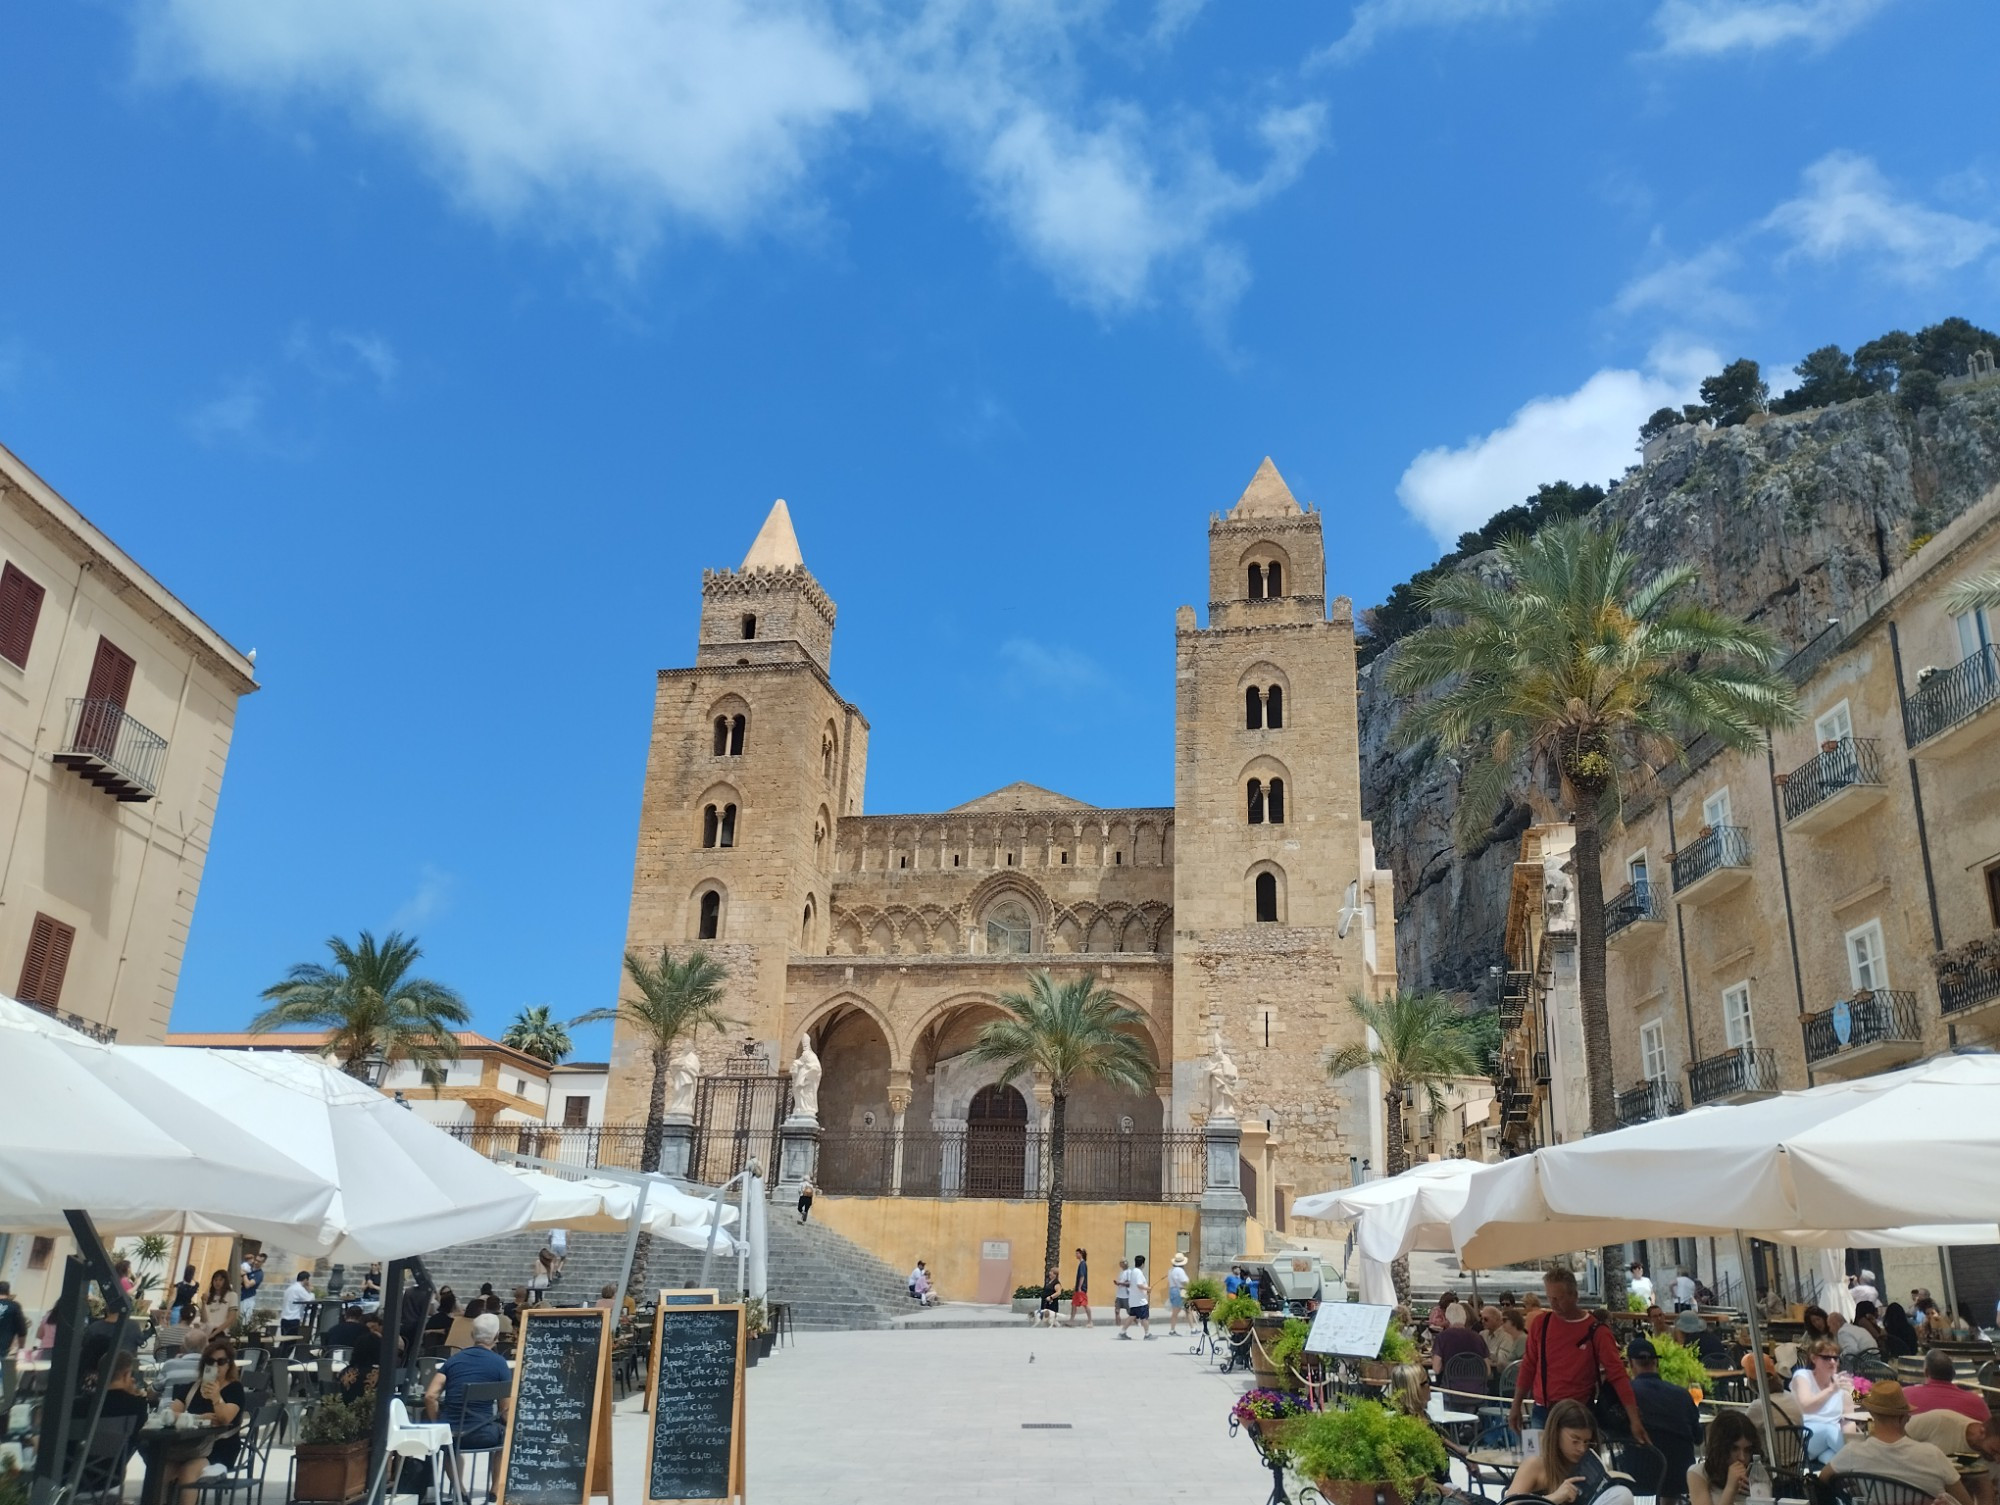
[1361,380,2000,995]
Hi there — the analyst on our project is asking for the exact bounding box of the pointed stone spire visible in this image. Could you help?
[1229,457,1302,519]
[740,498,805,571]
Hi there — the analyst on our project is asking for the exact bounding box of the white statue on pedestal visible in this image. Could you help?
[1204,1029,1240,1122]
[790,1037,823,1121]
[665,1042,701,1118]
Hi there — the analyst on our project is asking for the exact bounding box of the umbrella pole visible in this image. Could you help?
[1735,1231,1781,1475]
[616,1179,653,1304]
[368,1257,428,1505]
[32,1212,130,1505]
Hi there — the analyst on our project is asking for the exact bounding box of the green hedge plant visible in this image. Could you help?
[1290,1400,1448,1490]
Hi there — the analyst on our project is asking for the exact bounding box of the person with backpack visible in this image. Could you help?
[1508,1266,1650,1447]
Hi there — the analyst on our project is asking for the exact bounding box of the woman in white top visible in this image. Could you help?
[1686,1410,1763,1505]
[1791,1340,1852,1464]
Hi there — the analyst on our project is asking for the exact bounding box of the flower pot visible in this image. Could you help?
[295,1440,371,1505]
[1191,1298,1216,1316]
[1228,1319,1253,1334]
[1314,1481,1412,1505]
[753,1332,774,1359]
[1821,740,1840,753]
[1357,1359,1390,1385]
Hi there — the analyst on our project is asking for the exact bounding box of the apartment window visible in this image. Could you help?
[563,1095,590,1127]
[1846,920,1888,992]
[18,912,76,1011]
[1627,851,1649,896]
[1987,863,2000,929]
[27,1236,54,1270]
[0,563,46,669]
[1814,700,1854,747]
[1956,607,1994,661]
[1722,982,1754,1049]
[1701,787,1733,830]
[1640,1020,1667,1083]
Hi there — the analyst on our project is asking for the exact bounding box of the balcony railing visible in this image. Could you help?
[1781,737,1885,823]
[1803,989,1922,1066]
[1615,1078,1682,1126]
[1672,825,1753,893]
[1688,1046,1780,1105]
[1936,946,2000,1018]
[1499,992,1526,1030]
[1905,645,2000,747]
[1532,1052,1551,1084]
[1604,881,1661,937]
[54,698,167,802]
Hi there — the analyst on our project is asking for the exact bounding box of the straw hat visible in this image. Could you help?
[1861,1380,1913,1419]
[1171,1253,1188,1267]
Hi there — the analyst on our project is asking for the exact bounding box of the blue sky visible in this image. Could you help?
[4,0,1995,1055]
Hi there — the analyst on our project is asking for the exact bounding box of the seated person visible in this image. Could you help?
[1505,1397,1637,1505]
[1687,1410,1763,1505]
[1387,1365,1482,1502]
[1792,1340,1853,1465]
[1908,1349,1989,1422]
[1431,1302,1489,1380]
[322,1303,368,1352]
[1675,1309,1728,1366]
[170,1340,247,1501]
[424,1288,458,1340]
[338,1312,385,1395]
[68,1351,151,1493]
[425,1313,511,1448]
[1627,1339,1700,1502]
[1907,1413,1998,1505]
[1824,1381,1972,1505]
[1838,1303,1884,1359]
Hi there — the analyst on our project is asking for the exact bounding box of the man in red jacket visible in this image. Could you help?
[1509,1266,1651,1445]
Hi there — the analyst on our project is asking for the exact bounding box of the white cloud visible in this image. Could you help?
[1314,0,1555,65]
[1396,343,1717,547]
[390,863,457,931]
[188,377,267,445]
[285,324,400,389]
[996,638,1112,699]
[1763,151,1998,280]
[136,0,1324,320]
[1614,242,1754,325]
[1649,0,1895,55]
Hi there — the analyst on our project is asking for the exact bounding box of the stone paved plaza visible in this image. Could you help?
[609,1317,1261,1504]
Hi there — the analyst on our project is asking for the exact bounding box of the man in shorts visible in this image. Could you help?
[1066,1248,1093,1329]
[1114,1258,1131,1331]
[1122,1255,1153,1340]
[1167,1253,1190,1334]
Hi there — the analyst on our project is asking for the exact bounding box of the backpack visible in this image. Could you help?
[1533,1311,1629,1436]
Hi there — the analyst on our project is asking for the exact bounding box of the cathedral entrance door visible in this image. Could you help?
[965,1082,1028,1199]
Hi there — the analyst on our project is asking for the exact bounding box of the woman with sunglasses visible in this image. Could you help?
[170,1339,246,1501]
[1791,1339,1852,1464]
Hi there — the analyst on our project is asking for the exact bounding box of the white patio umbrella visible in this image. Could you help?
[641,1177,739,1232]
[118,1045,538,1261]
[0,998,335,1243]
[498,1165,643,1233]
[1293,1160,1490,1305]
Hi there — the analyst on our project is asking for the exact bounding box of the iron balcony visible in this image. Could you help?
[1615,1078,1682,1126]
[54,697,167,802]
[1803,989,1923,1077]
[1781,737,1888,834]
[1604,881,1665,946]
[1904,645,2000,755]
[1671,825,1753,905]
[1688,1046,1780,1105]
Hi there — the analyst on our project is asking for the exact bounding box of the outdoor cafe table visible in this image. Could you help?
[133,1424,216,1505]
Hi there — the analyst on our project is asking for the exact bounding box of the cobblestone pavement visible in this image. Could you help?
[609,1318,1259,1505]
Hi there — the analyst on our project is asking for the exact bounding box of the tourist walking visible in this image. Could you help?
[237,1251,266,1327]
[1122,1255,1153,1340]
[1036,1265,1061,1327]
[1167,1253,1190,1334]
[280,1269,314,1339]
[797,1178,816,1224]
[1508,1266,1650,1444]
[1067,1248,1093,1328]
[170,1265,199,1327]
[1670,1267,1696,1312]
[1114,1258,1132,1331]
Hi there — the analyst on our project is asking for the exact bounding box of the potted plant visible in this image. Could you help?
[1212,1293,1262,1333]
[1230,1388,1313,1463]
[1,1456,28,1505]
[1289,1399,1448,1505]
[1643,1332,1710,1401]
[1184,1276,1221,1316]
[294,1385,375,1504]
[1360,1326,1417,1385]
[744,1298,773,1364]
[1266,1317,1315,1387]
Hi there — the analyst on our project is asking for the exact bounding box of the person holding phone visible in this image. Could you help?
[1505,1399,1636,1505]
[170,1340,246,1500]
[1685,1410,1761,1505]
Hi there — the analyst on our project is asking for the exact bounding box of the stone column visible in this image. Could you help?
[936,1116,966,1197]
[775,1111,821,1195]
[887,1082,912,1197]
[1028,1080,1053,1197]
[1198,1115,1248,1276]
[657,1114,695,1179]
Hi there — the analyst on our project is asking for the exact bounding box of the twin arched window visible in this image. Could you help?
[1247,778,1286,825]
[702,803,738,848]
[712,714,746,756]
[698,890,722,939]
[1244,685,1285,730]
[1247,561,1284,599]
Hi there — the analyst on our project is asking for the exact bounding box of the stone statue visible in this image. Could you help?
[1204,1029,1240,1122]
[665,1042,700,1119]
[790,1037,823,1120]
[1543,854,1577,930]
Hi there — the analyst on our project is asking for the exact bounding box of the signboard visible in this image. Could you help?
[659,1289,720,1307]
[1303,1301,1395,1359]
[496,1307,614,1505]
[645,1303,746,1505]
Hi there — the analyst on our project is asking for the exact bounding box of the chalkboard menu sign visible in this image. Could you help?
[645,1304,745,1504]
[496,1308,612,1505]
[658,1289,718,1307]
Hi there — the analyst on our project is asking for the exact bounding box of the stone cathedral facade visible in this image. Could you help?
[606,459,1399,1220]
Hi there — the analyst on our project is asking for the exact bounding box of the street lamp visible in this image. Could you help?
[357,1050,389,1089]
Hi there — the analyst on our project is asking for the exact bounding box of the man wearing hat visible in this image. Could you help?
[1826,1380,1972,1505]
[1166,1253,1190,1335]
[1626,1338,1699,1500]
[1674,1308,1727,1367]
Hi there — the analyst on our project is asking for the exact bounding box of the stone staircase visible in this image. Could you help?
[422,1205,913,1332]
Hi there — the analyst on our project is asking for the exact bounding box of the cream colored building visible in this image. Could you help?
[0,443,257,1044]
[1497,823,1591,1156]
[604,461,1399,1292]
[1595,480,2000,1311]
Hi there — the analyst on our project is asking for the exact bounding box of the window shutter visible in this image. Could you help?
[85,637,137,708]
[18,912,76,1010]
[0,564,46,669]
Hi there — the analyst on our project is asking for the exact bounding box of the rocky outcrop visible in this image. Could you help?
[1362,382,2000,994]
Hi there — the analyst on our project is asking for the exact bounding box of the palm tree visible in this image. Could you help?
[1326,990,1483,1298]
[502,1005,573,1064]
[1945,569,2000,617]
[571,947,734,1295]
[968,970,1155,1282]
[253,929,470,1079]
[1387,518,1799,1302]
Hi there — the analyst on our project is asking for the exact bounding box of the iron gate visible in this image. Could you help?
[690,1072,792,1184]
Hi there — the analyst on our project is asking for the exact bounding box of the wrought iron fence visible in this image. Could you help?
[1615,1078,1682,1126]
[1905,645,2000,747]
[1936,948,2000,1017]
[1688,1046,1779,1105]
[57,697,167,800]
[1498,992,1525,1030]
[1671,825,1752,892]
[446,1122,654,1172]
[1781,737,1884,822]
[1803,989,1922,1065]
[814,1127,1206,1202]
[1604,881,1660,937]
